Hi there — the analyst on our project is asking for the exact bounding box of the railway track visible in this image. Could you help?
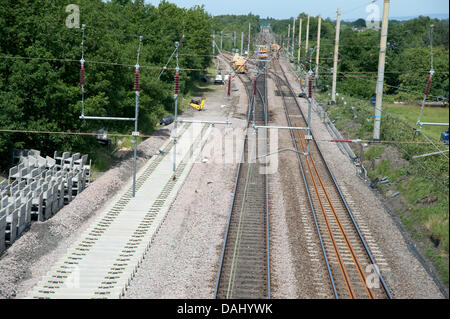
[271,59,392,299]
[214,53,271,299]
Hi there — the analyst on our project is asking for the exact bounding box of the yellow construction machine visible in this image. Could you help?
[257,45,269,59]
[271,43,280,58]
[190,98,206,111]
[232,54,247,74]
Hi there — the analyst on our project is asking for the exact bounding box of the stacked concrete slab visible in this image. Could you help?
[0,150,91,254]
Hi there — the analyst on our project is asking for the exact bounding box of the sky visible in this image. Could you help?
[144,0,449,20]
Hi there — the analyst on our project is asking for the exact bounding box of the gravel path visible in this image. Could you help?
[1,128,171,299]
[279,57,444,299]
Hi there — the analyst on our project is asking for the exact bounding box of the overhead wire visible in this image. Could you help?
[0,55,204,72]
[310,63,449,160]
[312,61,448,101]
[0,129,440,146]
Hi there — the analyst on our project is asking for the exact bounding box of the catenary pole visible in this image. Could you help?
[80,24,86,118]
[173,41,180,175]
[416,25,435,129]
[132,36,143,197]
[307,69,313,159]
[373,0,390,140]
[79,27,142,197]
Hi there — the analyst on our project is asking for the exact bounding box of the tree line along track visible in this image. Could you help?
[272,58,392,299]
[214,53,271,299]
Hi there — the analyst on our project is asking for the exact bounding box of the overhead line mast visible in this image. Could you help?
[80,24,86,118]
[78,26,143,197]
[173,41,180,175]
[416,24,435,130]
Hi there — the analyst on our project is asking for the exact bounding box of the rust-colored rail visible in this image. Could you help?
[272,58,391,299]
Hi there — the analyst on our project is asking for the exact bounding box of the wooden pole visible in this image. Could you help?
[292,18,295,57]
[315,14,322,84]
[373,0,390,140]
[287,23,290,53]
[297,17,302,65]
[240,31,244,56]
[248,23,251,57]
[212,32,215,56]
[331,8,341,104]
[305,14,310,55]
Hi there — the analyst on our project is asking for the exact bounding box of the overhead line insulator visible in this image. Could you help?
[424,75,433,98]
[174,72,180,95]
[135,70,140,92]
[80,65,85,88]
[308,75,313,99]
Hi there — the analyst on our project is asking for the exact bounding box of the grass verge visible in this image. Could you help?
[384,103,449,141]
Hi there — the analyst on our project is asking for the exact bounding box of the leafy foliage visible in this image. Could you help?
[274,13,450,103]
[0,0,212,170]
[212,14,260,52]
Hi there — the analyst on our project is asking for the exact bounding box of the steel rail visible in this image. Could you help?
[296,128,375,298]
[226,133,258,298]
[256,69,271,299]
[258,33,271,298]
[213,71,251,299]
[294,127,361,298]
[275,59,362,298]
[260,29,271,300]
[276,59,393,299]
[214,55,270,299]
[275,60,366,297]
[272,60,339,298]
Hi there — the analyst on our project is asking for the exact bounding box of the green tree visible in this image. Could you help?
[0,0,213,171]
